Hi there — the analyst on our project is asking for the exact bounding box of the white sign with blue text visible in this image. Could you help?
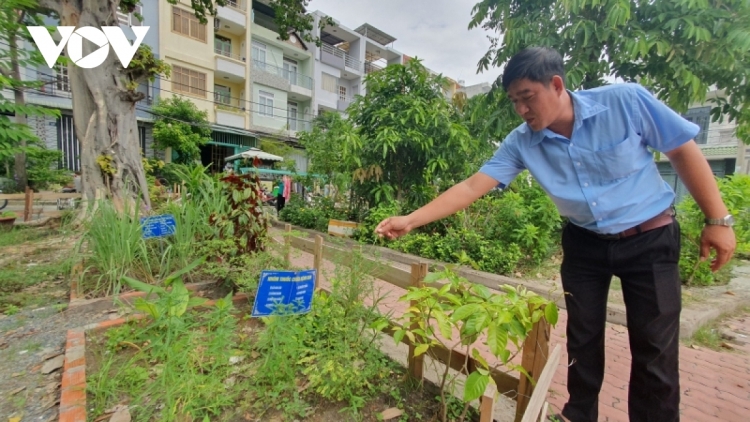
[252,270,316,317]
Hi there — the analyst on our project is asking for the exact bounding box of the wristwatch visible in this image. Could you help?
[705,214,735,227]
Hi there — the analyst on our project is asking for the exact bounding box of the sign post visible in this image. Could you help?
[140,214,176,255]
[252,269,316,317]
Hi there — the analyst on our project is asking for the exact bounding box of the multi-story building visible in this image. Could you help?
[11,1,469,177]
[656,88,744,202]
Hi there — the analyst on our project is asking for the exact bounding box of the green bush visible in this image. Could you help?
[677,173,750,286]
[280,196,346,232]
[353,200,401,244]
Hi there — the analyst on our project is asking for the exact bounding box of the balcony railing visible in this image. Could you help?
[321,42,362,71]
[252,59,313,90]
[224,0,247,12]
[213,92,245,111]
[38,73,72,98]
[215,47,245,62]
[364,61,383,75]
[288,118,311,132]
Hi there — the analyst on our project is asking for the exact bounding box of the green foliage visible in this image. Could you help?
[250,248,393,418]
[380,174,561,276]
[469,0,750,142]
[80,200,152,296]
[347,60,480,209]
[152,97,211,164]
[88,292,240,421]
[354,200,402,244]
[280,196,346,232]
[677,174,750,286]
[25,148,71,189]
[209,173,269,255]
[298,111,360,198]
[394,268,557,421]
[121,43,171,91]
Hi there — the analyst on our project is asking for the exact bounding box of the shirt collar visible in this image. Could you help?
[522,90,609,146]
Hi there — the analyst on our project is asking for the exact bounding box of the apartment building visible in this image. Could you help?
[14,1,464,176]
[656,88,744,202]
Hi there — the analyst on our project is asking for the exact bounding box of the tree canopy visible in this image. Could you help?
[470,0,750,141]
[152,97,212,165]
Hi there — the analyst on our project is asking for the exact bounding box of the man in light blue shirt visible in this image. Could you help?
[376,47,736,422]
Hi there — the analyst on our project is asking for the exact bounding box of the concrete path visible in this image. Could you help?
[275,231,750,422]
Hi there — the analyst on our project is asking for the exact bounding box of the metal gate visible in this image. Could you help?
[56,114,80,171]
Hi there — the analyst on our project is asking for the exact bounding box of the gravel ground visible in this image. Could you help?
[0,297,119,421]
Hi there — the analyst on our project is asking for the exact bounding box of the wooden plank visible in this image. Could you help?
[521,345,562,422]
[313,235,323,275]
[23,187,33,222]
[289,236,316,254]
[0,192,83,201]
[284,224,292,265]
[0,193,26,200]
[516,316,551,422]
[320,243,413,290]
[539,402,549,422]
[407,262,427,380]
[480,383,497,422]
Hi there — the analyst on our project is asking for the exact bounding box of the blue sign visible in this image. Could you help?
[140,214,176,239]
[252,270,316,317]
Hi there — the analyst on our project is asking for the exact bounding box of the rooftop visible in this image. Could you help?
[354,23,397,46]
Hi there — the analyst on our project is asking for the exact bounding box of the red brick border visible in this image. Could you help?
[58,293,249,422]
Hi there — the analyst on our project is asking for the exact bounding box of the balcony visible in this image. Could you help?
[251,59,313,98]
[288,117,311,133]
[214,93,246,128]
[321,43,362,73]
[364,61,383,75]
[215,49,246,81]
[216,0,246,33]
[337,95,353,112]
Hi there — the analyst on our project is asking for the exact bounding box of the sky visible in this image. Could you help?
[308,0,503,86]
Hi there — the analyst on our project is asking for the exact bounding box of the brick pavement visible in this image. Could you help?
[278,232,750,422]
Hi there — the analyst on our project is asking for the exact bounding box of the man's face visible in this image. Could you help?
[507,77,563,132]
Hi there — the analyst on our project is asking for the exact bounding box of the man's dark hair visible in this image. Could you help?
[501,47,565,91]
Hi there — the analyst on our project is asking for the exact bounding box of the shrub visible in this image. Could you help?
[677,173,750,286]
[280,196,346,232]
[353,200,401,244]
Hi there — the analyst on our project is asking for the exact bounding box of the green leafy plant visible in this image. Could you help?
[121,257,208,320]
[677,174,750,285]
[393,267,558,422]
[209,173,268,256]
[1,210,17,218]
[152,97,212,164]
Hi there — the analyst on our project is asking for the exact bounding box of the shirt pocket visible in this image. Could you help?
[582,133,647,182]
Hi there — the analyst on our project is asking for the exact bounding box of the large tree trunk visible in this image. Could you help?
[10,25,28,190]
[43,0,150,211]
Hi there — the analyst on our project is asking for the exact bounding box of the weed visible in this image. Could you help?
[4,304,19,315]
[0,226,53,248]
[0,256,71,313]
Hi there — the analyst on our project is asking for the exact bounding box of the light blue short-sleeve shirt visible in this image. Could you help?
[479,83,700,234]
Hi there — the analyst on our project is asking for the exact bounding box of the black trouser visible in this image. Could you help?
[276,194,285,214]
[560,220,681,422]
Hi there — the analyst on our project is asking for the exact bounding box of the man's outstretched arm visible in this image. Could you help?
[664,140,736,271]
[376,172,500,239]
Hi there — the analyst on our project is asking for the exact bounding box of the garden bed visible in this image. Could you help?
[71,298,479,422]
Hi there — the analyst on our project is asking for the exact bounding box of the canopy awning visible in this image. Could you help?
[225,148,284,162]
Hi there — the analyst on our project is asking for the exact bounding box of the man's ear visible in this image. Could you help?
[551,75,565,94]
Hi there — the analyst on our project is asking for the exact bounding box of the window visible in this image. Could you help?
[283,58,298,84]
[172,65,206,97]
[287,101,298,131]
[259,90,274,117]
[54,61,70,93]
[172,7,206,42]
[251,41,266,64]
[214,35,232,57]
[683,106,711,145]
[321,73,337,93]
[339,85,347,101]
[214,85,231,105]
[118,5,143,26]
[138,126,146,155]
